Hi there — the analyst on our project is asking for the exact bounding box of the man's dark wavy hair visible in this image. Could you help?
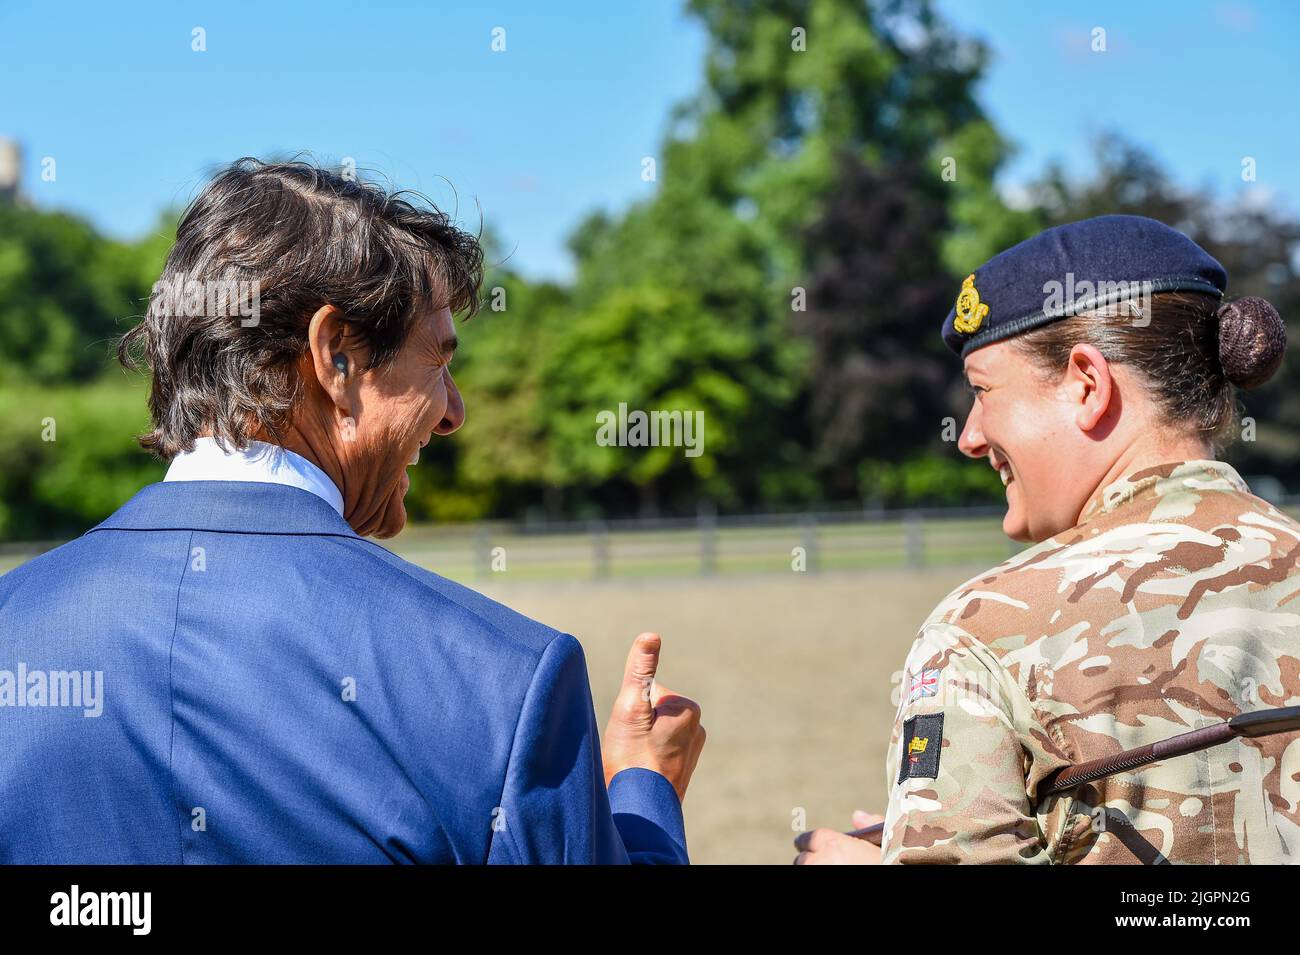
[118,157,484,459]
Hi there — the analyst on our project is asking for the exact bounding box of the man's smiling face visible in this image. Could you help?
[341,305,465,538]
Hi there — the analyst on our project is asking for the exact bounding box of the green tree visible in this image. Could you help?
[0,202,174,538]
[552,0,1034,512]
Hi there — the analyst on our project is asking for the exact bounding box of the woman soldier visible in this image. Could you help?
[797,214,1296,864]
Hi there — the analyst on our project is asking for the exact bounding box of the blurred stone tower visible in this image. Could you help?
[0,139,21,202]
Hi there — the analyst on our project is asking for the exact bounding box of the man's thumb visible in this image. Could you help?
[617,632,661,717]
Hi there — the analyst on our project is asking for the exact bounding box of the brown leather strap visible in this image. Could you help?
[1039,721,1236,797]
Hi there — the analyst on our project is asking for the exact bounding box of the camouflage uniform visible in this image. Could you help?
[882,460,1300,864]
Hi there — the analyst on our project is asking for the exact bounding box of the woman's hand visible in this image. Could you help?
[793,811,885,864]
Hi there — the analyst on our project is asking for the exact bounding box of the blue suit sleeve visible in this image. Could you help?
[486,634,688,864]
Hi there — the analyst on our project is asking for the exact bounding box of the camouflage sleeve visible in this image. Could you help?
[881,620,1057,864]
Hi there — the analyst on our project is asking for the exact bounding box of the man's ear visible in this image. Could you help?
[1066,343,1114,434]
[305,305,355,419]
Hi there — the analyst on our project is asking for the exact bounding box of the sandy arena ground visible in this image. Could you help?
[481,567,975,864]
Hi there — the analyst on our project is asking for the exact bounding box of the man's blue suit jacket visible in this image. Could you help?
[0,481,688,864]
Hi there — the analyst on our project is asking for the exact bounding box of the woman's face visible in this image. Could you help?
[339,306,464,538]
[957,339,1101,543]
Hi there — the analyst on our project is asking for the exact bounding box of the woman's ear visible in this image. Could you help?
[305,305,355,419]
[1066,343,1114,434]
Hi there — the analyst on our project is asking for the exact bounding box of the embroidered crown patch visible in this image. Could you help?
[952,273,989,334]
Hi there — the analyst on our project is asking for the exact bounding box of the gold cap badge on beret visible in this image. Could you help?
[952,273,989,334]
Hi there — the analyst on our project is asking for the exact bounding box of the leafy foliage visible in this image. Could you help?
[2,2,1298,540]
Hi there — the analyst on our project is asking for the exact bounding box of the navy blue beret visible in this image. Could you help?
[941,214,1227,357]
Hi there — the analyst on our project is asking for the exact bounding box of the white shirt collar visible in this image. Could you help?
[163,437,345,517]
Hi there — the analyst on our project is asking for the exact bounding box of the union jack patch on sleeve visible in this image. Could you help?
[906,668,941,704]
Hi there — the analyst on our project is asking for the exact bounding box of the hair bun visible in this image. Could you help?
[1218,296,1286,389]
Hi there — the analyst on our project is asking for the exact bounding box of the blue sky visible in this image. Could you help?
[1,0,1296,279]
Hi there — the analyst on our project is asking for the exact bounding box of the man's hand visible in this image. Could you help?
[793,811,884,864]
[601,632,705,802]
